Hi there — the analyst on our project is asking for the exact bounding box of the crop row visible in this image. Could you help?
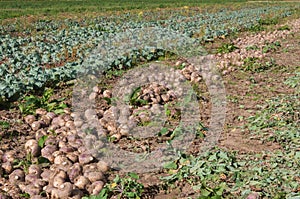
[0,5,297,100]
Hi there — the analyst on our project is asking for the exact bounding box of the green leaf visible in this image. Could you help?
[163,161,178,170]
[37,156,51,165]
[128,172,139,180]
[38,135,48,148]
[158,127,168,136]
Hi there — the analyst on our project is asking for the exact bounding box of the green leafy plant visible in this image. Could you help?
[0,120,10,130]
[38,135,48,148]
[217,43,238,54]
[18,88,67,115]
[247,94,300,150]
[258,17,279,26]
[13,153,33,173]
[277,25,290,31]
[245,45,259,51]
[85,173,144,199]
[127,87,148,107]
[262,41,281,53]
[284,72,300,91]
[242,57,276,72]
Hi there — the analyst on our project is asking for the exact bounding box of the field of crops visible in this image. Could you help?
[0,0,299,198]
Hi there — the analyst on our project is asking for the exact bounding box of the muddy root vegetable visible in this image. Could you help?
[24,115,35,125]
[68,163,82,183]
[78,152,94,165]
[84,171,104,183]
[96,161,110,173]
[74,176,90,189]
[51,182,73,198]
[25,139,40,157]
[31,121,42,131]
[2,151,15,163]
[103,90,112,98]
[9,169,25,184]
[28,164,42,176]
[71,188,84,199]
[88,181,104,195]
[36,108,47,116]
[66,151,79,163]
[41,169,51,182]
[41,144,58,163]
[1,162,13,174]
[52,116,66,127]
[19,184,42,197]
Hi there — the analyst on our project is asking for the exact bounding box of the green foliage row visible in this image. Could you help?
[0,6,296,100]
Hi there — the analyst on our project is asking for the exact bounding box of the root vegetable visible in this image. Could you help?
[41,115,51,126]
[51,182,73,198]
[111,133,121,141]
[54,155,72,170]
[1,161,13,174]
[41,145,58,163]
[41,169,51,181]
[92,86,100,93]
[96,161,110,173]
[89,92,97,100]
[119,125,129,136]
[2,151,14,163]
[68,163,82,183]
[19,183,42,197]
[59,146,75,153]
[68,138,83,149]
[71,189,84,199]
[62,114,72,122]
[28,164,42,176]
[64,108,71,114]
[85,109,97,120]
[161,94,170,102]
[74,176,90,189]
[65,121,75,129]
[24,115,35,125]
[31,121,42,131]
[78,152,94,165]
[35,129,47,141]
[88,181,104,195]
[66,152,79,163]
[9,169,25,184]
[25,139,40,157]
[46,112,57,120]
[36,108,47,116]
[25,173,39,183]
[52,116,65,127]
[53,176,65,188]
[44,137,57,146]
[84,171,104,182]
[103,90,112,98]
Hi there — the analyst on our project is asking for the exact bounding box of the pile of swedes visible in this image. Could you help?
[0,108,109,199]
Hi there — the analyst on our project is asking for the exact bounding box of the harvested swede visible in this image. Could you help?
[28,164,42,176]
[9,169,25,184]
[74,176,90,189]
[1,162,13,174]
[67,163,82,183]
[24,115,35,125]
[84,171,104,183]
[78,152,94,165]
[31,121,42,131]
[96,161,110,173]
[25,139,40,157]
[51,182,73,198]
[88,181,104,195]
